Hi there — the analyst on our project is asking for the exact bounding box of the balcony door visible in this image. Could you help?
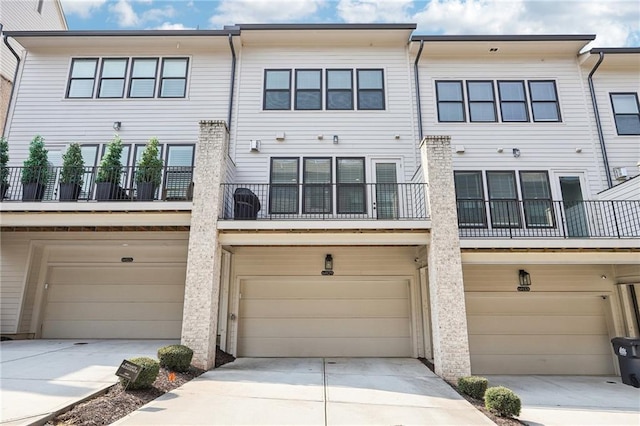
[556,173,589,237]
[371,159,401,219]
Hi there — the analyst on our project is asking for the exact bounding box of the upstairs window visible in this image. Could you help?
[327,70,353,110]
[436,81,465,122]
[454,171,486,227]
[129,58,158,98]
[611,93,640,135]
[295,70,321,110]
[357,69,384,110]
[67,59,98,98]
[270,158,299,214]
[520,171,554,227]
[487,171,521,228]
[264,69,291,110]
[529,81,561,122]
[159,58,188,98]
[98,58,128,98]
[498,81,529,122]
[467,81,496,122]
[337,158,365,214]
[303,158,332,213]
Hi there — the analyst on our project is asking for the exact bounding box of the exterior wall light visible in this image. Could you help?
[519,269,531,286]
[333,135,339,144]
[512,148,521,158]
[113,121,122,131]
[322,254,334,275]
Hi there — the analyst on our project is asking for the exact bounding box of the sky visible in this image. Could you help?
[59,0,640,47]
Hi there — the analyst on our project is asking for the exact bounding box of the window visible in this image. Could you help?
[357,69,384,110]
[159,58,188,98]
[467,81,496,122]
[165,145,194,200]
[129,58,158,98]
[337,158,365,214]
[67,59,98,98]
[529,81,561,122]
[327,70,353,110]
[611,93,640,135]
[520,171,554,227]
[295,70,321,110]
[454,171,486,227]
[263,69,291,110]
[436,81,465,122]
[270,158,299,214]
[498,81,529,122]
[98,58,128,98]
[487,171,521,227]
[303,158,332,213]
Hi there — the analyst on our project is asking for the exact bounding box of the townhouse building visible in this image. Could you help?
[0,24,638,381]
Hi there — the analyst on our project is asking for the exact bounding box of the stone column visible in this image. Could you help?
[181,120,228,370]
[421,135,471,381]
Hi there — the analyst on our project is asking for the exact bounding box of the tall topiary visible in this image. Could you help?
[21,135,49,184]
[135,137,163,186]
[96,135,123,185]
[0,137,9,187]
[60,143,85,185]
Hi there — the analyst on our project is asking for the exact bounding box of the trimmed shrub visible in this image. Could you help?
[158,344,194,372]
[120,357,160,390]
[457,376,488,400]
[485,386,521,417]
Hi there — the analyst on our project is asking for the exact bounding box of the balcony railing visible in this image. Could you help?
[457,200,639,239]
[220,183,429,221]
[0,166,194,202]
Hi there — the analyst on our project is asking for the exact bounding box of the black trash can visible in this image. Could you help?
[233,188,261,220]
[611,337,640,388]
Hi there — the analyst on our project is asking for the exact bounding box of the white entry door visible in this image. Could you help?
[371,159,402,219]
[555,173,589,237]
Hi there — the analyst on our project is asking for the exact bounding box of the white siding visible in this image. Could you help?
[0,234,31,333]
[598,176,640,200]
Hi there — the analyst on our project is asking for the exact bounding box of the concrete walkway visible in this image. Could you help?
[0,339,177,426]
[115,357,494,425]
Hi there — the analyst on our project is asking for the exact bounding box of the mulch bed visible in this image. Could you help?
[46,347,235,426]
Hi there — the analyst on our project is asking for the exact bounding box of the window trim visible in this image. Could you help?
[497,80,530,122]
[326,69,354,111]
[269,157,300,214]
[436,80,465,122]
[454,170,488,228]
[356,68,385,110]
[610,92,640,136]
[294,69,322,111]
[302,157,332,214]
[486,170,522,228]
[519,170,556,228]
[264,69,292,110]
[466,80,497,123]
[336,157,366,214]
[159,57,189,99]
[66,58,99,99]
[128,57,159,99]
[97,57,129,99]
[528,80,561,122]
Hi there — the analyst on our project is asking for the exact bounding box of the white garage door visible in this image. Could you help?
[466,293,615,375]
[238,278,412,357]
[42,264,186,338]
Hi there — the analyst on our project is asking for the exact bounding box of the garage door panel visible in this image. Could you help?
[472,355,615,375]
[49,266,186,286]
[241,299,409,318]
[48,284,185,303]
[467,296,603,315]
[468,315,608,335]
[42,320,182,339]
[240,318,409,338]
[469,334,612,355]
[238,337,412,357]
[45,302,183,321]
[243,280,408,299]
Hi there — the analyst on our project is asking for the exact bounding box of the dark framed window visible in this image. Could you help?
[264,69,291,110]
[98,58,128,98]
[487,171,521,228]
[529,81,561,122]
[357,69,384,110]
[66,58,98,98]
[520,171,554,228]
[454,171,487,227]
[467,81,496,122]
[129,58,158,98]
[436,81,465,122]
[303,158,332,214]
[337,158,365,214]
[159,58,188,98]
[295,69,321,110]
[164,144,194,200]
[270,158,299,214]
[610,93,640,135]
[498,81,529,122]
[326,69,353,110]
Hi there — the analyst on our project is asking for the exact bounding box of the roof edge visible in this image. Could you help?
[590,47,640,54]
[411,34,596,42]
[3,29,240,37]
[235,23,417,30]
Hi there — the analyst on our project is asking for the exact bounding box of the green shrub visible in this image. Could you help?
[135,137,163,186]
[60,143,85,185]
[21,135,49,184]
[457,376,488,400]
[0,137,9,186]
[120,356,159,390]
[96,135,123,184]
[485,386,521,417]
[157,344,194,372]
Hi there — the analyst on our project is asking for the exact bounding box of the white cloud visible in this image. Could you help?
[142,5,176,22]
[337,0,413,22]
[109,0,140,27]
[209,0,327,27]
[60,0,107,19]
[154,22,195,30]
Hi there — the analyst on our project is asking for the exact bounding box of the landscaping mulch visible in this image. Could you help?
[46,347,234,426]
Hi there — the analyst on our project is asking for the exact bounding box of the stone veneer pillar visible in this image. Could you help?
[181,120,228,370]
[421,135,472,381]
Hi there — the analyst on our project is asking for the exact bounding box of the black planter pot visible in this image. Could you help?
[95,182,119,201]
[59,183,81,201]
[0,183,8,201]
[22,182,46,201]
[136,182,157,201]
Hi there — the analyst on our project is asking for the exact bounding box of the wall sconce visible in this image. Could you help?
[113,121,121,131]
[250,139,261,152]
[512,148,521,158]
[333,135,339,144]
[519,269,531,286]
[322,254,334,275]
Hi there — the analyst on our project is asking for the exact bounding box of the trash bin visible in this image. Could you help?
[611,337,640,388]
[233,188,261,220]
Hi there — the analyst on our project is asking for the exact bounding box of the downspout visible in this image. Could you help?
[587,51,613,188]
[414,40,425,141]
[2,30,22,138]
[227,33,237,132]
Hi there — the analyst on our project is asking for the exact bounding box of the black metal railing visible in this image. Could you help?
[457,200,640,238]
[220,183,429,220]
[0,166,194,202]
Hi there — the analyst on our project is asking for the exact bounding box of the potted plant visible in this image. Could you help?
[59,143,85,201]
[21,135,49,201]
[95,135,123,201]
[135,137,163,201]
[0,137,9,201]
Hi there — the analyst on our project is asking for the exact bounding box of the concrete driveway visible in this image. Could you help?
[0,339,177,426]
[115,358,494,425]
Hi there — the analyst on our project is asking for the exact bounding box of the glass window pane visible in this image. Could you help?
[327,91,352,109]
[270,186,298,213]
[488,172,516,199]
[132,59,157,78]
[327,71,352,89]
[469,103,496,122]
[438,103,464,121]
[437,82,462,101]
[455,172,483,199]
[71,60,97,78]
[161,80,186,97]
[337,159,364,183]
[521,172,550,199]
[102,59,127,78]
[68,80,94,98]
[615,115,640,135]
[499,82,525,101]
[130,79,155,97]
[167,146,194,166]
[296,92,321,110]
[529,82,556,101]
[612,94,639,113]
[338,186,365,213]
[99,80,124,98]
[296,71,320,89]
[532,102,559,121]
[501,103,527,121]
[265,91,291,109]
[358,70,382,89]
[162,59,187,77]
[358,91,384,110]
[266,71,290,89]
[468,82,493,101]
[272,159,298,184]
[304,159,330,183]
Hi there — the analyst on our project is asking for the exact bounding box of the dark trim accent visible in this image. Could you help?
[486,170,522,228]
[587,51,613,188]
[263,69,292,110]
[519,170,556,229]
[269,157,300,214]
[630,285,640,334]
[411,34,595,42]
[435,80,465,122]
[2,31,21,138]
[528,80,562,122]
[497,80,530,122]
[97,57,128,99]
[414,40,424,140]
[165,144,195,167]
[466,80,497,123]
[238,23,416,31]
[159,57,189,98]
[227,34,236,130]
[127,57,158,99]
[3,29,239,37]
[302,157,332,214]
[590,47,640,54]
[356,68,385,110]
[294,69,322,111]
[610,92,640,135]
[66,57,99,99]
[336,157,366,214]
[326,69,354,111]
[454,170,488,228]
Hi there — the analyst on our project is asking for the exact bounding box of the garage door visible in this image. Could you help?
[42,264,186,338]
[238,278,412,357]
[466,293,615,375]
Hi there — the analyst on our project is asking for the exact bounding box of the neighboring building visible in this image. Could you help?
[0,25,638,381]
[0,0,67,133]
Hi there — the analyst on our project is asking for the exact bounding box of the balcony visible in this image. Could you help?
[457,200,640,239]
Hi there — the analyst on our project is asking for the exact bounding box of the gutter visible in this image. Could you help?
[227,33,236,132]
[2,29,22,139]
[587,51,613,188]
[414,40,425,140]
